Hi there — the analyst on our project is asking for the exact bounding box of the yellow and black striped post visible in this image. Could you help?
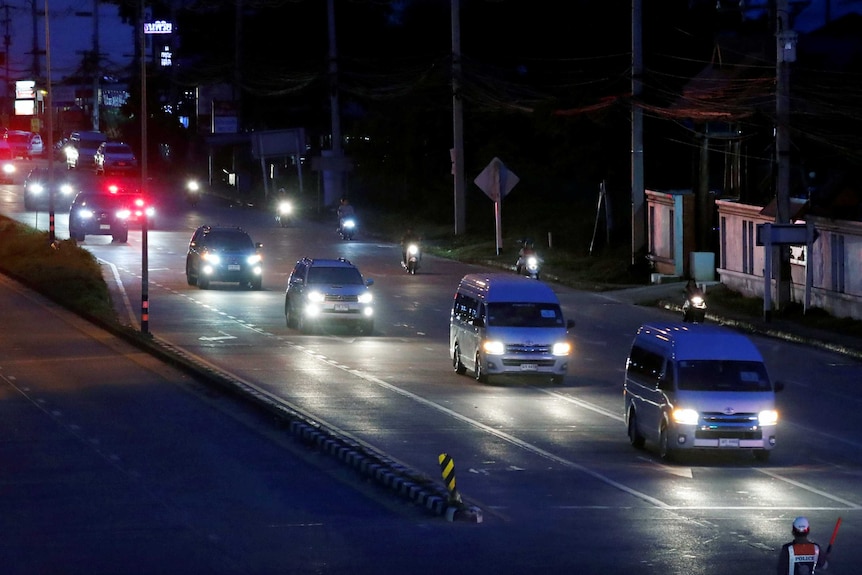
[438,452,462,504]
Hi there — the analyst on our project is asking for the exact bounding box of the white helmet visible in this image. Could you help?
[792,517,810,536]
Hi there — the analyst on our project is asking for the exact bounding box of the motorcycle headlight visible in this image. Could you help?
[342,219,356,229]
[278,201,292,214]
[407,244,419,255]
[527,256,538,267]
[186,180,200,192]
[690,295,704,306]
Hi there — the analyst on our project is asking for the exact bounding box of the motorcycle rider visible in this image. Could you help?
[516,238,538,275]
[776,517,830,574]
[684,278,703,300]
[337,197,355,233]
[400,227,421,267]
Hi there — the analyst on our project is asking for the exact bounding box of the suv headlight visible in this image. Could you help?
[307,290,325,303]
[246,254,262,265]
[358,292,372,304]
[202,253,221,265]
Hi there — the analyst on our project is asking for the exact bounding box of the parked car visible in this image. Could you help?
[23,167,77,211]
[95,142,138,175]
[6,130,42,159]
[68,191,133,243]
[284,257,374,334]
[185,225,263,290]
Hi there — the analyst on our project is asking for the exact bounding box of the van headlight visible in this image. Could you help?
[758,410,779,426]
[671,408,699,426]
[552,342,571,356]
[482,340,505,355]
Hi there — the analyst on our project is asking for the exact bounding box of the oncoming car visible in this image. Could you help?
[185,225,263,290]
[68,192,134,243]
[23,167,77,210]
[95,142,138,175]
[284,257,374,334]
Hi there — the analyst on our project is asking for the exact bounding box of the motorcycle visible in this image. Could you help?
[516,252,542,280]
[185,179,202,206]
[276,199,294,227]
[338,217,357,240]
[682,292,707,323]
[401,243,421,274]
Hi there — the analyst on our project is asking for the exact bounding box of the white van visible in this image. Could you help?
[623,322,784,462]
[450,273,574,384]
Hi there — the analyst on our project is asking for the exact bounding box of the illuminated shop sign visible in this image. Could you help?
[144,20,172,34]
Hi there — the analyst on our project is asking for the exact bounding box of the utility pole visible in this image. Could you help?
[631,0,645,266]
[91,0,100,131]
[451,0,465,235]
[30,0,40,78]
[774,0,796,312]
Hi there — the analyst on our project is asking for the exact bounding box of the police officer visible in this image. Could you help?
[776,517,830,575]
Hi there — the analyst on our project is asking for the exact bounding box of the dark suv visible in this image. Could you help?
[185,226,263,290]
[68,192,131,243]
[284,257,374,334]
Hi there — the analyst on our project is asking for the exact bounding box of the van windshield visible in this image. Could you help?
[486,302,564,328]
[677,360,772,392]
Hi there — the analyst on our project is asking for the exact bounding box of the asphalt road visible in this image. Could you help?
[2,161,861,574]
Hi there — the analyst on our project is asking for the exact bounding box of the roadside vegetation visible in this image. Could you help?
[0,215,116,325]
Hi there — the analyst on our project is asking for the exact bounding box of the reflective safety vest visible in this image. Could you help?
[785,542,820,575]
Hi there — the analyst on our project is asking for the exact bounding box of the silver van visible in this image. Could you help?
[623,322,784,462]
[449,273,574,384]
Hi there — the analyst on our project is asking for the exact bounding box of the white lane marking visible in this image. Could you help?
[99,258,137,327]
[287,346,671,510]
[757,468,862,508]
[199,332,237,342]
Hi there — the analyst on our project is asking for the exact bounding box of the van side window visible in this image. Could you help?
[627,345,665,387]
[452,293,478,323]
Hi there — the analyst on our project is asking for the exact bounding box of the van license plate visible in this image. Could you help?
[719,438,740,447]
[520,363,538,371]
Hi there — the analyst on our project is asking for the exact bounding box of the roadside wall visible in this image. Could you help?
[715,199,862,320]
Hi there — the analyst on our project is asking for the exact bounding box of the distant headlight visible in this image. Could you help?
[59,184,74,196]
[29,183,44,195]
[202,253,221,265]
[671,408,699,426]
[3,163,15,175]
[79,209,94,219]
[246,254,262,265]
[552,342,572,356]
[759,410,779,426]
[358,292,372,304]
[144,207,155,217]
[482,340,505,355]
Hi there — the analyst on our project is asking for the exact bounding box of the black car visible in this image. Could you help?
[23,167,77,211]
[185,225,263,290]
[68,192,132,243]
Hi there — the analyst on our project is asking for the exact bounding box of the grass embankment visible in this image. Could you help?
[0,215,116,324]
